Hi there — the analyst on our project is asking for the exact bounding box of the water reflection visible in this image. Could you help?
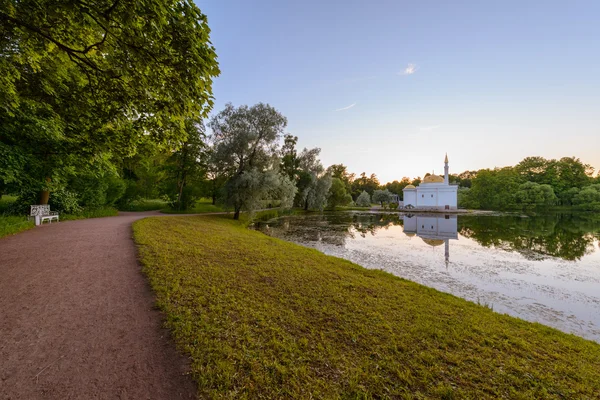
[254,211,600,342]
[403,214,458,267]
[458,214,600,261]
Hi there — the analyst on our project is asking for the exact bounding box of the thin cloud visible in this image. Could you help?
[335,103,356,112]
[400,63,418,75]
[418,125,441,131]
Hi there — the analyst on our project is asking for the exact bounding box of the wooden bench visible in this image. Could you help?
[30,205,59,225]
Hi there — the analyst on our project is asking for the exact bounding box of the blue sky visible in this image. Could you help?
[198,0,600,183]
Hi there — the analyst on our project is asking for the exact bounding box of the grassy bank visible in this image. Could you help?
[133,216,600,399]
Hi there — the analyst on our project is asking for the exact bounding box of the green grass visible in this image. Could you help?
[161,198,225,214]
[61,207,119,221]
[0,215,34,238]
[121,198,169,212]
[134,216,600,399]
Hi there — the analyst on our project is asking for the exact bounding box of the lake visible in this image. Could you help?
[254,211,600,342]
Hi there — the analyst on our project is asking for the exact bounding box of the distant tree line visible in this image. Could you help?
[456,157,600,211]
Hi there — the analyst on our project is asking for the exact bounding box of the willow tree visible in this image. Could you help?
[0,0,219,204]
[209,103,293,219]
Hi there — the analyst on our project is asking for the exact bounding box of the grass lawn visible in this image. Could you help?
[134,216,600,399]
[0,215,34,238]
[121,198,170,212]
[0,196,34,238]
[160,198,224,214]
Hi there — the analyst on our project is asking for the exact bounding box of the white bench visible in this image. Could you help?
[30,205,59,225]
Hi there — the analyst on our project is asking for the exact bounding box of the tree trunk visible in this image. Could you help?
[211,179,217,205]
[39,177,51,204]
[233,208,240,220]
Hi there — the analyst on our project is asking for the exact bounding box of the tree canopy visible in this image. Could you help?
[1,0,219,202]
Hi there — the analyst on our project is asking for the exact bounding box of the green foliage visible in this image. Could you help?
[0,195,17,214]
[327,177,352,209]
[122,199,169,212]
[572,184,600,210]
[8,187,82,214]
[467,167,522,210]
[209,103,288,219]
[161,119,208,211]
[383,177,411,200]
[1,0,219,204]
[160,198,224,214]
[327,164,354,194]
[134,216,600,399]
[351,172,380,198]
[61,207,118,221]
[515,182,557,208]
[372,188,393,206]
[224,170,297,217]
[280,134,299,181]
[355,190,371,207]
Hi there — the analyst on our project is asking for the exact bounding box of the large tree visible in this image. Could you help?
[209,103,291,219]
[0,0,219,203]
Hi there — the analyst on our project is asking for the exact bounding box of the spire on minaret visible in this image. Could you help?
[444,153,449,184]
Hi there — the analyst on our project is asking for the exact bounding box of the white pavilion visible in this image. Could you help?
[403,154,458,210]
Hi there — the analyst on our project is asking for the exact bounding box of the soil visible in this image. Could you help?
[0,212,196,399]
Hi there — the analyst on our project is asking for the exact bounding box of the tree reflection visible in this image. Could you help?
[458,212,600,261]
[256,211,600,262]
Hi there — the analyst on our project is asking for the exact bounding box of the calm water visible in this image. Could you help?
[254,211,600,342]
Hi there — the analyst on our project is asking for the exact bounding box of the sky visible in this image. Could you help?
[197,0,600,183]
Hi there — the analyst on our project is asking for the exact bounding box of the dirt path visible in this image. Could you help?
[0,212,196,399]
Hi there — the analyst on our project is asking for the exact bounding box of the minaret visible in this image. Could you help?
[444,153,449,185]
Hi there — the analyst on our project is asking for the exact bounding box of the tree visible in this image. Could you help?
[351,172,380,198]
[372,189,393,207]
[307,174,332,211]
[295,147,327,210]
[280,134,299,181]
[572,185,600,207]
[1,0,219,204]
[209,103,288,219]
[515,182,557,208]
[162,119,207,210]
[355,191,371,207]
[467,167,522,210]
[327,164,354,193]
[224,169,296,217]
[384,177,411,200]
[328,178,352,209]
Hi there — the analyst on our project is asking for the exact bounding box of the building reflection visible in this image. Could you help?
[402,214,458,266]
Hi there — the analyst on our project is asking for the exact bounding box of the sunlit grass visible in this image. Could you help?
[134,216,600,399]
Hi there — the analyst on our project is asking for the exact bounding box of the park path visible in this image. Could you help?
[0,212,196,399]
